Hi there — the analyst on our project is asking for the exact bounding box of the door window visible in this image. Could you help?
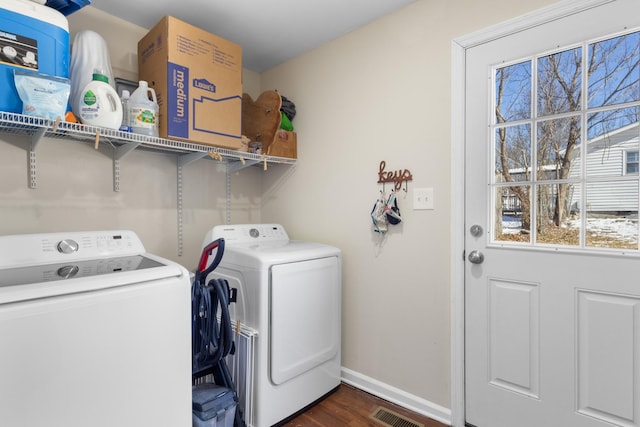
[492,30,640,250]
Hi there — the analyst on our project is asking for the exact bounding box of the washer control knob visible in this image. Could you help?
[57,265,79,279]
[249,228,260,238]
[57,239,79,254]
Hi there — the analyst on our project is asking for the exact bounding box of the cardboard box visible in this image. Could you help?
[138,16,243,149]
[267,130,297,159]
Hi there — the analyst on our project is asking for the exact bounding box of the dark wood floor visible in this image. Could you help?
[280,383,448,427]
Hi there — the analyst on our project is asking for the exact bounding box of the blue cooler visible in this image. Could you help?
[0,0,69,113]
[45,0,91,16]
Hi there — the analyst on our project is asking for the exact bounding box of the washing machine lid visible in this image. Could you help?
[0,230,187,304]
[0,254,166,287]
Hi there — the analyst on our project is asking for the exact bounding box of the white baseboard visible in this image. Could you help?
[341,367,452,426]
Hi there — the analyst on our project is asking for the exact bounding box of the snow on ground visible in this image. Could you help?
[502,215,639,243]
[574,217,639,244]
[502,216,523,234]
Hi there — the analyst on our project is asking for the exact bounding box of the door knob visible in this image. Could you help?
[468,250,484,264]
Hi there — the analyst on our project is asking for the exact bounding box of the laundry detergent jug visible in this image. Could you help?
[69,30,114,119]
[77,71,122,130]
[129,80,159,137]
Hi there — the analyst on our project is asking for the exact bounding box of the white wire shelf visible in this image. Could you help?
[0,111,297,166]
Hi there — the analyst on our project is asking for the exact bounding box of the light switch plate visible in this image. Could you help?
[413,187,434,210]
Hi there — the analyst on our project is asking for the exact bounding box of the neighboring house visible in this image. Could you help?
[497,122,639,218]
[568,122,639,215]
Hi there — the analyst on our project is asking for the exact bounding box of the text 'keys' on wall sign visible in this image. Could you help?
[377,160,412,191]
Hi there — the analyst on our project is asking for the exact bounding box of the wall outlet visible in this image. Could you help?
[413,187,434,210]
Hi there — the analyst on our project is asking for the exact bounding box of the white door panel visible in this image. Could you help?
[577,290,640,426]
[270,257,340,385]
[488,278,540,399]
[464,1,640,426]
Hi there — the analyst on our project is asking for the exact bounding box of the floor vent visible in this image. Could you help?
[370,406,424,427]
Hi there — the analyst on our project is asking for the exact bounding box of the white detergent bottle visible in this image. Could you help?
[129,80,159,137]
[77,71,122,130]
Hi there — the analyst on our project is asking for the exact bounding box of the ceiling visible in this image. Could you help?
[89,0,416,73]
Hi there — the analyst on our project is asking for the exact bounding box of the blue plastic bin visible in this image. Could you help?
[192,384,236,427]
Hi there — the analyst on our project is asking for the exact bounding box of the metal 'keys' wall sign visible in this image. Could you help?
[377,160,412,191]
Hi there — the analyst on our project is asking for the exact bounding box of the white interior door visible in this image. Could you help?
[464,1,640,426]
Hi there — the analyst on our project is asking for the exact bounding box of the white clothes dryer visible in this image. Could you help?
[202,224,342,427]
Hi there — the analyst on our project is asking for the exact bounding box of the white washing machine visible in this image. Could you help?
[0,230,192,427]
[202,224,342,427]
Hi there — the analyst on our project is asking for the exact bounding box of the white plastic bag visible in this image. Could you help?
[14,70,70,120]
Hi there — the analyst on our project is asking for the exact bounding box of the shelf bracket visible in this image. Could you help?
[113,157,121,192]
[178,151,208,167]
[227,159,259,173]
[28,149,37,189]
[27,128,46,189]
[226,163,231,224]
[177,158,184,257]
[31,128,46,150]
[111,141,143,192]
[114,140,142,161]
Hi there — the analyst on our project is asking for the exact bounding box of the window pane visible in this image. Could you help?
[585,107,639,178]
[495,61,531,123]
[536,116,581,180]
[494,185,531,243]
[536,183,581,246]
[537,47,582,116]
[627,151,639,175]
[586,181,639,249]
[495,124,531,179]
[588,31,640,108]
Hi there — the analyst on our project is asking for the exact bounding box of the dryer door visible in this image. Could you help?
[270,256,341,385]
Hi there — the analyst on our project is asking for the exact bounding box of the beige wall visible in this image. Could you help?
[0,0,557,416]
[260,0,556,410]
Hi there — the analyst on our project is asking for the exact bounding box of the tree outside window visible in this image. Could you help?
[493,30,640,249]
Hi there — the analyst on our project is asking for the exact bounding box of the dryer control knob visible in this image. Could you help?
[57,239,79,254]
[249,228,260,238]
